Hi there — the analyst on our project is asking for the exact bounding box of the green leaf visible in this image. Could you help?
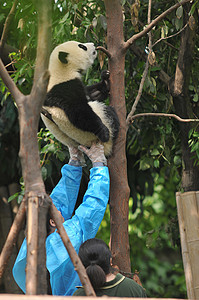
[193,93,198,102]
[56,151,67,161]
[150,149,160,156]
[59,12,70,24]
[151,66,161,72]
[41,166,48,181]
[174,155,181,166]
[154,159,159,168]
[189,0,199,16]
[41,143,57,153]
[0,14,4,23]
[139,159,151,170]
[176,6,183,19]
[175,17,183,31]
[8,192,19,202]
[191,142,199,152]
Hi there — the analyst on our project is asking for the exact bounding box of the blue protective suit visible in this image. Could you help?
[12,164,109,295]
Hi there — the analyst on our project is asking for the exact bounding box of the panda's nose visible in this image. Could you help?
[93,50,96,56]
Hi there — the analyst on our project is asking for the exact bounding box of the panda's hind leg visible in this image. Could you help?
[67,104,110,143]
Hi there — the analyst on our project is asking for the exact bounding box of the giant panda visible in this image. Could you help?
[41,41,120,157]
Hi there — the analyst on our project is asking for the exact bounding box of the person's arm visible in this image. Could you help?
[71,166,109,240]
[47,143,110,296]
[50,164,82,220]
[12,146,84,293]
[50,145,85,220]
[47,165,109,295]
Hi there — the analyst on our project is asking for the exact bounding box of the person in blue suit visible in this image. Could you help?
[12,142,110,296]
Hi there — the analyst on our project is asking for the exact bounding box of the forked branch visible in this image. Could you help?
[124,0,191,51]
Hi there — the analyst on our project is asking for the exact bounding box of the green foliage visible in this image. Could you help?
[188,128,199,166]
[127,169,186,298]
[38,128,69,183]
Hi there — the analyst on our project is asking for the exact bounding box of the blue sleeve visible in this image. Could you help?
[12,164,82,293]
[73,166,110,241]
[50,164,82,220]
[46,166,110,296]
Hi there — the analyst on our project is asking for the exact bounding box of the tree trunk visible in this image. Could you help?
[104,0,131,272]
[169,5,199,191]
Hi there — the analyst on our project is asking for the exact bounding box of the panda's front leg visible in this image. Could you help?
[86,70,110,102]
[67,104,110,143]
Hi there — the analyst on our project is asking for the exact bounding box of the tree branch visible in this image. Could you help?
[124,0,191,51]
[32,0,52,85]
[0,201,25,279]
[96,46,111,59]
[0,0,18,51]
[0,0,23,101]
[126,61,149,126]
[0,58,23,101]
[128,112,199,123]
[126,0,152,126]
[152,23,188,48]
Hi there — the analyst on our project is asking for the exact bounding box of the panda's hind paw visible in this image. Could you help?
[96,126,109,142]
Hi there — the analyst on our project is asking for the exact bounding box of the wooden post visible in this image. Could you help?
[176,192,194,299]
[176,191,199,299]
[26,193,39,295]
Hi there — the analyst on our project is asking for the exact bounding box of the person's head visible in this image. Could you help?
[46,211,64,236]
[78,238,112,290]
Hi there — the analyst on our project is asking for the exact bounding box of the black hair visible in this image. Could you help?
[78,238,112,290]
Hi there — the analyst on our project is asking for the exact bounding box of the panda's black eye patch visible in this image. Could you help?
[58,51,68,64]
[78,44,87,51]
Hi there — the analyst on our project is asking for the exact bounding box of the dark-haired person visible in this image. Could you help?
[73,238,147,298]
[12,143,110,296]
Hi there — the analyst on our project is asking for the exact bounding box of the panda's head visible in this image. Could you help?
[48,41,97,90]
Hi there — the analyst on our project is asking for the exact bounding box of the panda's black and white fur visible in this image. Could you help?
[41,41,119,157]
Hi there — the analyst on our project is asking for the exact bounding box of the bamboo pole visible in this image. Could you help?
[176,192,194,299]
[176,191,199,299]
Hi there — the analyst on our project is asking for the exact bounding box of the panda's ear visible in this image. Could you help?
[58,51,69,64]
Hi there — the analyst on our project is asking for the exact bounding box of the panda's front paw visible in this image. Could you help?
[96,125,110,142]
[101,70,110,81]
